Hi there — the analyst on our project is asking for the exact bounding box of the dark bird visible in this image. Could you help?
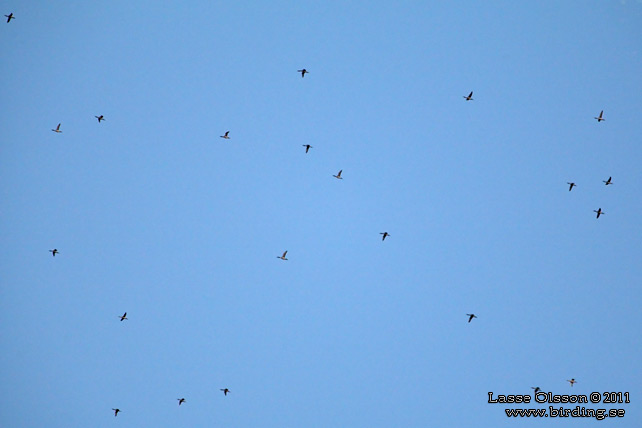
[49,249,59,257]
[380,232,390,241]
[593,208,604,219]
[302,144,312,153]
[277,251,288,261]
[112,408,121,417]
[297,69,308,78]
[119,312,128,321]
[220,388,230,396]
[466,313,477,323]
[567,182,576,191]
[603,176,612,185]
[567,378,577,387]
[333,170,343,179]
[5,13,15,23]
[95,115,104,123]
[463,91,473,101]
[594,110,605,122]
[220,131,230,139]
[177,398,186,406]
[531,387,541,394]
[52,123,62,133]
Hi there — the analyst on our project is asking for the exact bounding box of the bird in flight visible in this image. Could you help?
[380,232,390,241]
[177,398,186,406]
[220,388,230,396]
[531,387,541,394]
[95,115,104,123]
[277,251,288,261]
[302,144,312,153]
[52,123,62,133]
[49,249,59,257]
[603,176,612,186]
[297,69,308,78]
[333,170,343,179]
[466,314,477,323]
[220,131,230,139]
[5,13,15,23]
[119,312,128,321]
[567,378,577,387]
[567,182,576,191]
[112,408,121,417]
[463,91,473,101]
[594,110,605,122]
[593,208,604,219]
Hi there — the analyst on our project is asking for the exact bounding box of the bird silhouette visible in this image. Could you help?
[567,378,577,387]
[466,314,477,323]
[119,312,128,321]
[5,13,15,23]
[297,69,308,78]
[95,115,104,123]
[302,144,312,153]
[594,110,605,122]
[112,408,121,417]
[593,208,604,219]
[177,398,186,406]
[51,123,62,133]
[277,251,288,261]
[380,232,390,241]
[220,388,230,396]
[220,131,230,139]
[567,182,576,191]
[463,91,473,101]
[49,249,59,257]
[531,387,541,394]
[333,170,343,179]
[603,176,612,185]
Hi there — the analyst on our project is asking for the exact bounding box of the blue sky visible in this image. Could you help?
[1,1,641,426]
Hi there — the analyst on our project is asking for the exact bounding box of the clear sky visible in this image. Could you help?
[1,1,641,427]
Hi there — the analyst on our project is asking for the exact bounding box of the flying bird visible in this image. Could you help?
[302,144,312,153]
[49,249,59,257]
[333,170,343,179]
[95,115,104,123]
[593,208,604,219]
[177,398,186,406]
[567,182,576,191]
[380,232,390,241]
[594,110,605,122]
[463,91,473,101]
[297,69,308,78]
[5,13,15,23]
[277,251,288,261]
[603,176,612,185]
[112,408,121,417]
[567,378,577,387]
[220,388,230,396]
[220,131,230,139]
[52,123,62,133]
[466,314,477,323]
[531,387,541,394]
[119,312,128,321]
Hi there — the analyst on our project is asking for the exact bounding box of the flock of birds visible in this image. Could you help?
[5,9,614,420]
[36,63,611,414]
[38,71,606,412]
